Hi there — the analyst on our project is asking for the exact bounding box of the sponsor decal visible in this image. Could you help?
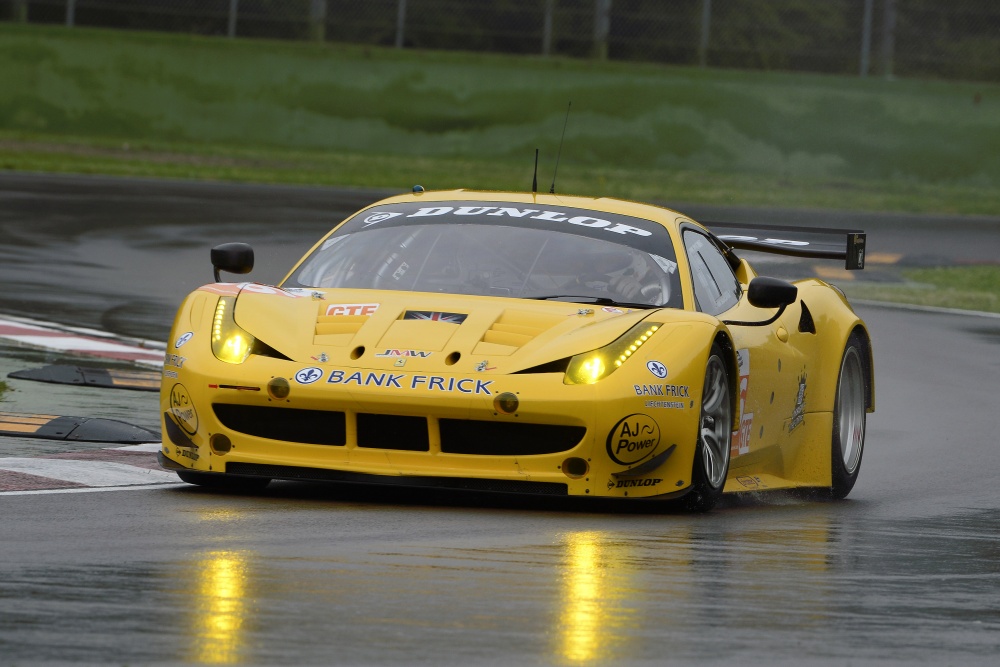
[168,383,198,436]
[633,384,690,397]
[162,369,178,379]
[717,235,810,248]
[644,400,684,409]
[326,369,494,395]
[174,332,194,348]
[178,447,200,461]
[607,478,663,490]
[475,360,496,372]
[282,288,325,300]
[403,310,468,324]
[606,414,660,466]
[363,211,402,225]
[311,353,329,363]
[402,206,652,237]
[736,476,767,490]
[374,349,432,358]
[391,261,410,281]
[789,373,807,432]
[326,303,379,317]
[601,306,627,315]
[164,354,187,369]
[294,367,324,384]
[731,348,753,457]
[646,360,668,379]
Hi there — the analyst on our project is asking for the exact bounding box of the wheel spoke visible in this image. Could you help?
[696,354,732,495]
[702,367,725,414]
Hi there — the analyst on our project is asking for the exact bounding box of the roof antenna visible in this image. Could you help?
[532,148,539,194]
[550,101,572,194]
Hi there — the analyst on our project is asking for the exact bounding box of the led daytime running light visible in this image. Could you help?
[211,296,256,364]
[564,322,661,385]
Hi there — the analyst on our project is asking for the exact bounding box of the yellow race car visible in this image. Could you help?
[159,189,872,510]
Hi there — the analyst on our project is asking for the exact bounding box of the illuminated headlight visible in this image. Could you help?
[211,296,255,364]
[564,321,661,385]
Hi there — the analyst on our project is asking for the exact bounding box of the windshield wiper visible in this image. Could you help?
[525,295,658,309]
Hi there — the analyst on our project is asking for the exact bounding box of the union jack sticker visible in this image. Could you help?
[403,310,467,324]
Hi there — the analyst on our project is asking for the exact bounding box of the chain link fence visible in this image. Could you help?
[3,0,998,81]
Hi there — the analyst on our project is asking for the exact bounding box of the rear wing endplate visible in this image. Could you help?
[706,222,867,270]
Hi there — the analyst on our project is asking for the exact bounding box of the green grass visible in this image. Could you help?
[2,23,1000,214]
[846,266,1000,313]
[0,379,8,400]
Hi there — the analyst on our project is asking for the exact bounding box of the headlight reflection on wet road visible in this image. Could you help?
[190,550,254,665]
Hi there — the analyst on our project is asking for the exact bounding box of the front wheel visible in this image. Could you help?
[177,469,271,493]
[830,333,868,499]
[682,345,732,512]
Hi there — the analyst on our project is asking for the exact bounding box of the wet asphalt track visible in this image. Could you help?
[1,173,1000,665]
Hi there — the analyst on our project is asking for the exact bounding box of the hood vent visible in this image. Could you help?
[314,314,369,345]
[475,309,564,356]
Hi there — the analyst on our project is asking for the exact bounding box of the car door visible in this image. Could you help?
[681,228,800,470]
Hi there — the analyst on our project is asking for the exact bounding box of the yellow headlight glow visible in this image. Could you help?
[211,296,256,364]
[564,322,661,385]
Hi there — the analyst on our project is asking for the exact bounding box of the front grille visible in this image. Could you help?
[213,404,346,446]
[357,413,429,451]
[225,462,568,495]
[439,419,586,456]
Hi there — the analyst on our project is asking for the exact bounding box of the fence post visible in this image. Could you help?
[698,0,711,67]
[228,0,238,38]
[395,0,407,49]
[65,0,75,27]
[308,0,326,42]
[13,0,28,22]
[593,0,611,60]
[542,0,554,56]
[881,0,896,79]
[859,0,873,76]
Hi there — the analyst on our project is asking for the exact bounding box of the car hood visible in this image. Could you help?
[222,285,707,374]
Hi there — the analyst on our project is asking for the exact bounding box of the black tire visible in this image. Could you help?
[682,345,732,512]
[176,469,271,492]
[830,332,868,499]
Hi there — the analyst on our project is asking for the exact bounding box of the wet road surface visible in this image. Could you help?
[1,174,999,665]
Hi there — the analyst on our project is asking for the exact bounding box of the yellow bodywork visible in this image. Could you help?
[160,190,873,500]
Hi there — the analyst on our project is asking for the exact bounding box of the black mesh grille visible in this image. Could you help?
[439,419,586,456]
[225,462,567,496]
[213,404,346,446]
[357,413,429,451]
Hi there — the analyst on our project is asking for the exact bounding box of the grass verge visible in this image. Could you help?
[2,23,1000,214]
[845,266,1000,314]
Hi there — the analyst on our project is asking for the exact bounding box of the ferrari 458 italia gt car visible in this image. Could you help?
[159,189,873,510]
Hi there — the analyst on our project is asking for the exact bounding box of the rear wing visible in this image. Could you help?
[704,222,867,270]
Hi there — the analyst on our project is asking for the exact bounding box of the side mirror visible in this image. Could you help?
[211,243,254,282]
[747,276,797,309]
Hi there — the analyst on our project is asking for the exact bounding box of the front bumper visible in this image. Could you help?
[160,356,701,499]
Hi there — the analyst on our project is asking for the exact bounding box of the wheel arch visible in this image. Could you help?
[849,323,875,412]
[712,329,740,432]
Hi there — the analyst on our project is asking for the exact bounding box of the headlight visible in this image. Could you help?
[564,321,661,385]
[211,296,255,364]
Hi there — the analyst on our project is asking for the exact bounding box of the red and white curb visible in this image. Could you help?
[0,443,184,495]
[0,315,165,367]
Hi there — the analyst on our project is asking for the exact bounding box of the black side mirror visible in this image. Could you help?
[747,276,797,309]
[211,243,254,282]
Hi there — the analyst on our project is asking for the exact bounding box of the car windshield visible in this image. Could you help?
[284,201,681,308]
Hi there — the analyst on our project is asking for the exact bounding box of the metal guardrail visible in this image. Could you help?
[3,0,999,82]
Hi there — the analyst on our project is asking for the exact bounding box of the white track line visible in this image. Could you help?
[1,483,187,497]
[0,457,177,487]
